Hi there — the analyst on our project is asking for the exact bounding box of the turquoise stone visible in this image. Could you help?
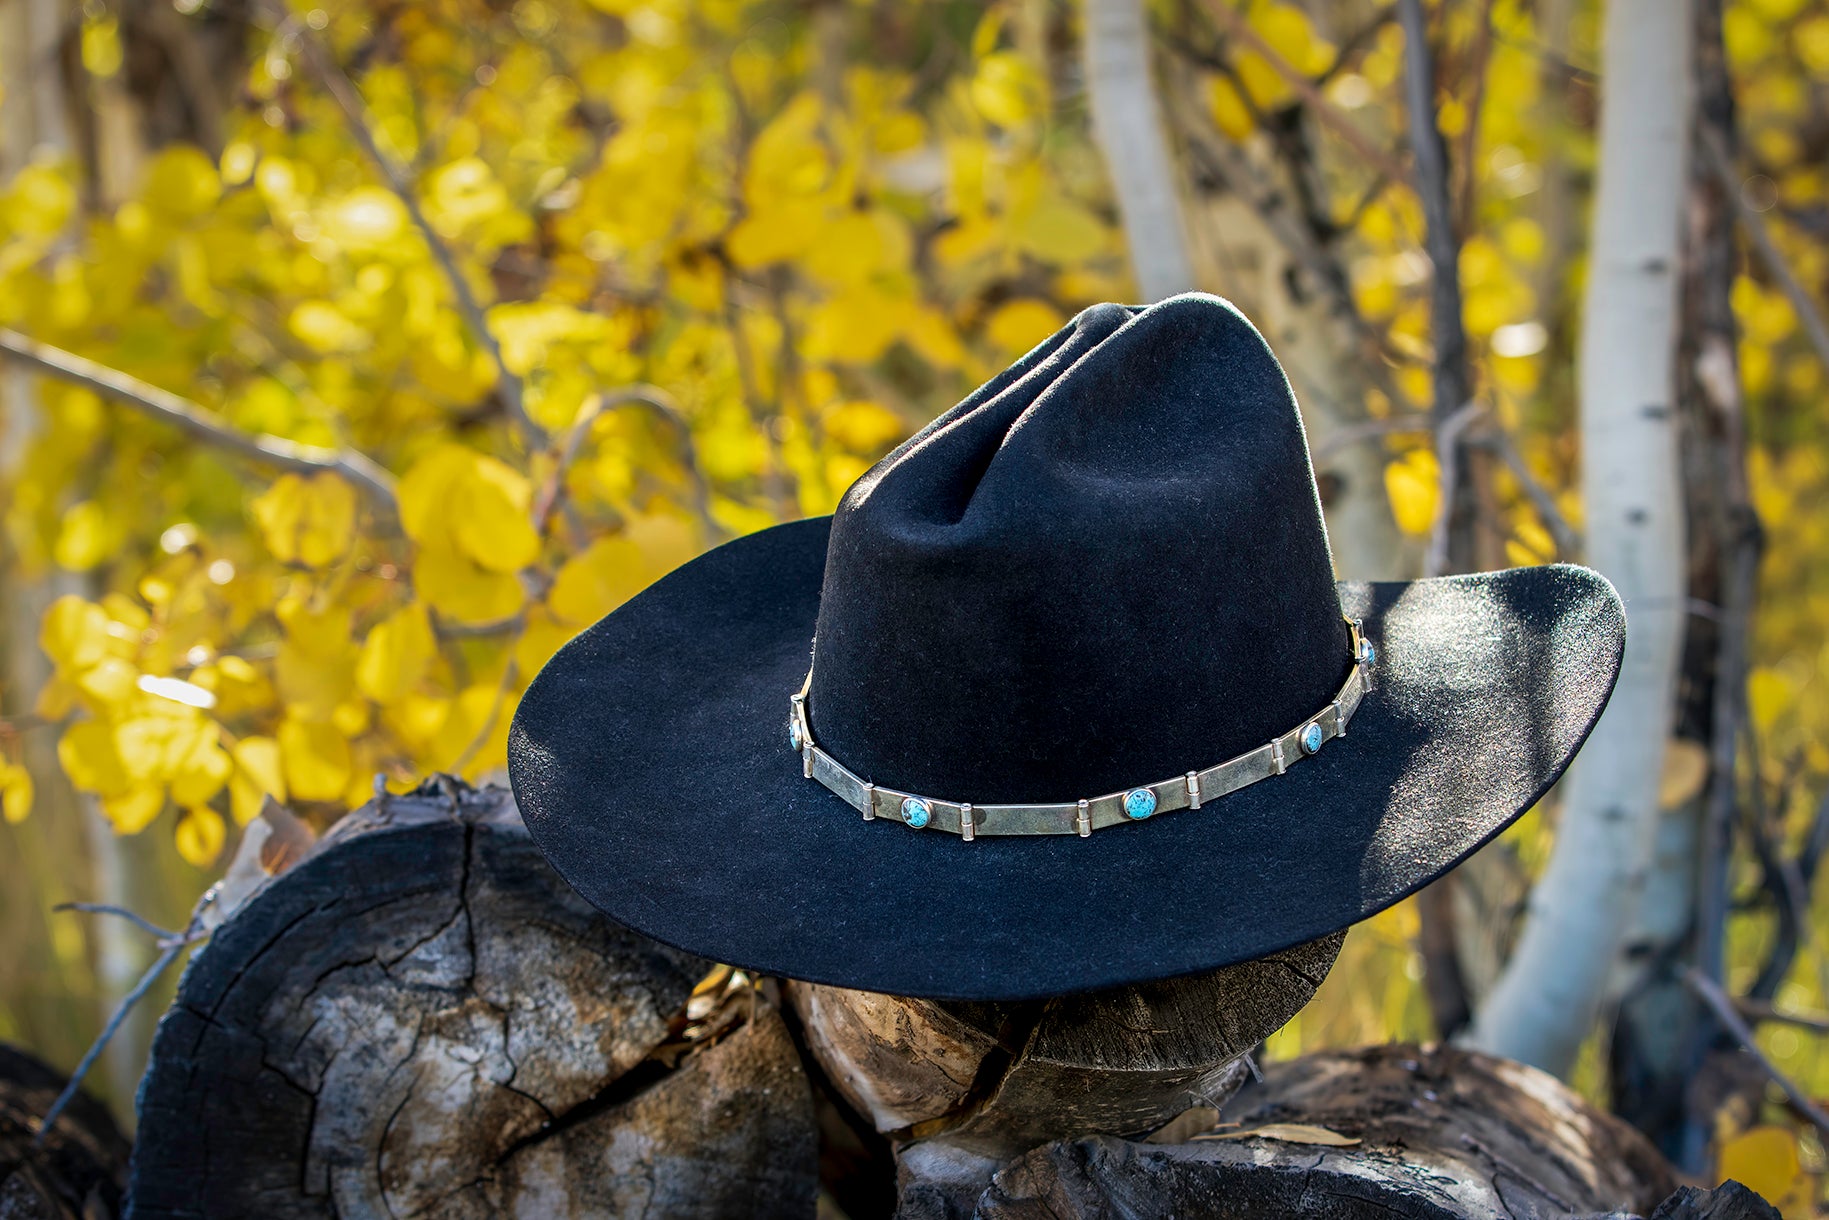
[902,797,931,829]
[1123,788,1157,820]
[1300,723,1324,754]
[788,717,803,751]
[1361,641,1377,666]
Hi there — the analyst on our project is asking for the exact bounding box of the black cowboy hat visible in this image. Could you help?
[508,295,1624,1001]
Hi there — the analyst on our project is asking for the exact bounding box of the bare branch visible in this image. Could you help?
[1699,128,1829,374]
[1400,0,1478,579]
[1308,415,1432,463]
[1684,967,1829,1138]
[1735,996,1829,1036]
[0,328,399,514]
[53,902,178,941]
[1470,422,1582,558]
[36,887,220,1145]
[534,384,722,542]
[284,16,547,450]
[1425,400,1483,578]
[1203,1,1409,186]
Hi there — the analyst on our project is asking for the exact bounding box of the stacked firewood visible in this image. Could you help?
[0,781,1782,1219]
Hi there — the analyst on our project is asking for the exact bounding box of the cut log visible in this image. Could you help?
[127,779,818,1219]
[791,931,1342,1214]
[973,1043,1680,1219]
[0,1043,129,1220]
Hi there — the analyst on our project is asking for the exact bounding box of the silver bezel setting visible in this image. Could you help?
[790,616,1374,839]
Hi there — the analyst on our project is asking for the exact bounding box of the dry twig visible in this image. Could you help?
[284,15,546,449]
[0,328,399,513]
[35,887,221,1145]
[1684,966,1829,1139]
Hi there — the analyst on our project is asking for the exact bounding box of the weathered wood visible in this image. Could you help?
[128,780,818,1219]
[1645,1183,1781,1220]
[792,933,1340,1161]
[0,1044,129,1220]
[973,1043,1679,1219]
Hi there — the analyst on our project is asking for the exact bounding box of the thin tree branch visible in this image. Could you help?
[1203,1,1409,186]
[0,328,399,514]
[532,385,722,541]
[52,902,177,941]
[1308,415,1433,462]
[284,16,547,450]
[1426,400,1483,578]
[1470,422,1582,557]
[1699,127,1829,373]
[1735,996,1829,1036]
[1401,0,1478,580]
[35,887,219,1144]
[1684,966,1829,1139]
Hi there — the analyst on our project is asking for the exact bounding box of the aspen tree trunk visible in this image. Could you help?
[0,0,155,1123]
[1463,0,1691,1075]
[1082,0,1194,300]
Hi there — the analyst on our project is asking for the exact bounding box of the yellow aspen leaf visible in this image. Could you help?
[82,14,123,78]
[102,786,165,835]
[548,536,652,624]
[1011,197,1108,264]
[802,290,912,364]
[1747,667,1794,732]
[823,401,907,453]
[175,806,227,868]
[143,145,220,218]
[548,515,698,625]
[75,656,139,708]
[229,736,286,825]
[726,200,829,268]
[41,597,115,673]
[1385,449,1441,536]
[253,473,358,568]
[1659,739,1710,809]
[970,52,1044,127]
[1236,51,1293,111]
[169,724,233,807]
[53,500,118,571]
[58,721,133,796]
[279,717,353,803]
[1717,1126,1811,1216]
[903,307,968,370]
[288,301,368,354]
[0,764,33,823]
[399,444,480,548]
[414,544,527,625]
[452,458,540,572]
[357,602,437,704]
[985,299,1065,356]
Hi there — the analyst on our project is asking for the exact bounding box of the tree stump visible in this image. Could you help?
[128,780,818,1219]
[1,1044,129,1220]
[788,932,1343,1212]
[975,1043,1680,1219]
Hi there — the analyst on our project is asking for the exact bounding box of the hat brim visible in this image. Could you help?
[508,517,1624,1001]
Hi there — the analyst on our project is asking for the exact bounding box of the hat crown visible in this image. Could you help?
[807,295,1350,804]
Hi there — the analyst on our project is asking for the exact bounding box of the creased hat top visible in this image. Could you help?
[807,295,1350,806]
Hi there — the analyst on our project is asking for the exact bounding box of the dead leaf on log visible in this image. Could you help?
[1198,1121,1362,1146]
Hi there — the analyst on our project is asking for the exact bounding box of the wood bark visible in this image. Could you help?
[1464,0,1692,1076]
[127,780,819,1219]
[792,932,1341,1211]
[0,1044,129,1220]
[972,1044,1679,1220]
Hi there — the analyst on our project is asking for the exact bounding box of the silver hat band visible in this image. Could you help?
[788,617,1375,839]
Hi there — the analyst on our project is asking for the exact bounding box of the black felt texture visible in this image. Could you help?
[508,295,1626,1001]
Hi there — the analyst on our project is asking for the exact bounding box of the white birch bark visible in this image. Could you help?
[1082,0,1194,301]
[1461,0,1691,1075]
